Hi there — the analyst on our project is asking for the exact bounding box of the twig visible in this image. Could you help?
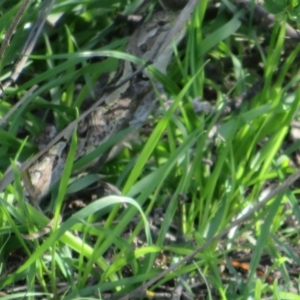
[235,0,300,42]
[0,0,55,96]
[0,85,38,127]
[120,169,300,299]
[0,0,31,64]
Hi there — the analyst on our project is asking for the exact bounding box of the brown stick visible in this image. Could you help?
[120,169,300,299]
[0,0,31,63]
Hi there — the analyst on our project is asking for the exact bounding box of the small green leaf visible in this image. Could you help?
[289,0,299,8]
[264,0,287,14]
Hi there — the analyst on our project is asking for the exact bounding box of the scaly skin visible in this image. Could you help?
[24,11,184,205]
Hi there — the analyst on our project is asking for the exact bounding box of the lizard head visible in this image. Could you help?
[127,11,185,74]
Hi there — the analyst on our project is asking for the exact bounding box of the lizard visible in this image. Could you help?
[21,10,186,206]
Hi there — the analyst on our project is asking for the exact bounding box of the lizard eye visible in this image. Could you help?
[157,20,167,26]
[140,44,147,53]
